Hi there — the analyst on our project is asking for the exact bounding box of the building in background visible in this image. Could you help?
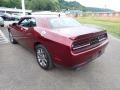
[0,7,32,14]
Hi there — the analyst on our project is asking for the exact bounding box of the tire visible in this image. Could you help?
[1,25,4,27]
[9,31,17,44]
[35,44,54,70]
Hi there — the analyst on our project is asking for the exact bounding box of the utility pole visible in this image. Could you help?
[21,0,25,16]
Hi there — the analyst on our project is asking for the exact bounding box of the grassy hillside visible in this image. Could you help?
[58,0,84,11]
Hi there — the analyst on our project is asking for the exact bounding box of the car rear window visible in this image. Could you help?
[49,17,81,28]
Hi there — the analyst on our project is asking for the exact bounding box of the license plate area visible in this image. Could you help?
[92,49,103,60]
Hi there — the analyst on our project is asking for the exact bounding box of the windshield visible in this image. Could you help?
[49,17,81,28]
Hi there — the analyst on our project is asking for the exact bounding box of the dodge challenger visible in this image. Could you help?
[8,15,109,70]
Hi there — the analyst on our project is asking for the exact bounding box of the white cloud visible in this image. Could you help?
[65,0,120,11]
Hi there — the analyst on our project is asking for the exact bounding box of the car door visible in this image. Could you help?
[23,18,36,51]
[14,18,29,46]
[10,18,28,43]
[17,17,36,50]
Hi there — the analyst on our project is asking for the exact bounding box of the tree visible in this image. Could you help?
[25,0,60,11]
[0,0,21,8]
[0,0,84,12]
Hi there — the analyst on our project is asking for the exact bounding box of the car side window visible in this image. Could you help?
[29,18,36,27]
[18,18,36,28]
[18,18,30,27]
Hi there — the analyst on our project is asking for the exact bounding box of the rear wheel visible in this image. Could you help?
[35,44,54,70]
[9,31,17,44]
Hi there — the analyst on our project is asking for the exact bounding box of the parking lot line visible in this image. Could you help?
[0,30,9,44]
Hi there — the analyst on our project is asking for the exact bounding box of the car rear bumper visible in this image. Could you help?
[54,39,109,68]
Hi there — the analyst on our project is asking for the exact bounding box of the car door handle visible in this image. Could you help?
[26,33,32,35]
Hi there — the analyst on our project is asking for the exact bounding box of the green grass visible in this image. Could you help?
[76,17,120,38]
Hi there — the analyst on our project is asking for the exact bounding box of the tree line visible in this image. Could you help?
[0,0,112,12]
[0,0,84,11]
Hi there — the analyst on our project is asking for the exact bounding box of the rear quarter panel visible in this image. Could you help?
[34,27,72,63]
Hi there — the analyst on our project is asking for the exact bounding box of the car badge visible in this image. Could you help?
[41,31,46,37]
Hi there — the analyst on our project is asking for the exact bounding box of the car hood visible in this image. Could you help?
[52,25,105,38]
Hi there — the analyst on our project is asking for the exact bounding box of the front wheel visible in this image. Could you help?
[9,31,17,44]
[35,44,54,70]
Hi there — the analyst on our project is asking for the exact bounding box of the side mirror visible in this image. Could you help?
[29,21,36,27]
[12,23,17,26]
[29,21,33,27]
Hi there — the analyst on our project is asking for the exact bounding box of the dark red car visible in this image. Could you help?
[8,15,109,70]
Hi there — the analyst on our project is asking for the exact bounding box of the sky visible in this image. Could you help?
[66,0,120,11]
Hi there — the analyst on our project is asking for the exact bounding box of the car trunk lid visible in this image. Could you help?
[52,25,104,39]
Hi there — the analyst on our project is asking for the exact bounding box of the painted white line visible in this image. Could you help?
[0,30,9,44]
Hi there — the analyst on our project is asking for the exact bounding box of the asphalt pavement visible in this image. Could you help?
[0,25,120,90]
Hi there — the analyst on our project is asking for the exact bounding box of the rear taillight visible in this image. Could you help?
[98,33,107,42]
[72,39,90,50]
[72,33,107,51]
